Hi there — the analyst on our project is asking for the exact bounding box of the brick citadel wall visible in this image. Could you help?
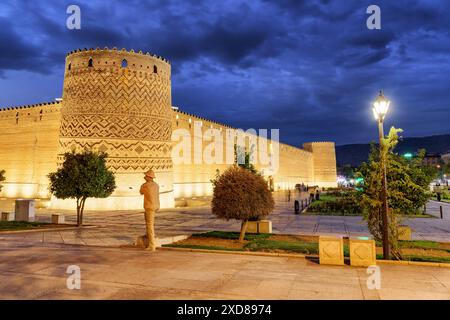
[0,48,337,210]
[0,102,61,204]
[171,110,318,198]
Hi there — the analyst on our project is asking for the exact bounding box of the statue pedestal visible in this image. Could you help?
[136,235,159,250]
[136,235,148,248]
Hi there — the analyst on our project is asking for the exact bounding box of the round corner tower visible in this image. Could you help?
[55,47,174,210]
[303,141,337,188]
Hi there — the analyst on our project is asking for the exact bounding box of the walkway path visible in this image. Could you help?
[0,243,448,300]
[1,200,450,246]
[426,200,450,219]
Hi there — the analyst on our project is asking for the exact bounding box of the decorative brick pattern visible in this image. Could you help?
[59,48,174,184]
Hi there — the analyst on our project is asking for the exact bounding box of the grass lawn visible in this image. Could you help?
[303,211,361,216]
[431,196,450,203]
[404,214,436,218]
[164,231,450,264]
[303,210,433,218]
[0,221,75,232]
[0,221,52,231]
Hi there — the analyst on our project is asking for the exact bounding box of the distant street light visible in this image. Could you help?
[373,90,391,260]
[403,153,413,159]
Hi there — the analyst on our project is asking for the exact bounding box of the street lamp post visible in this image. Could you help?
[372,90,391,260]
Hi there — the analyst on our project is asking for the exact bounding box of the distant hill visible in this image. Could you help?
[336,134,450,167]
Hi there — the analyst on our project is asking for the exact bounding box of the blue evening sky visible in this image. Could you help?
[0,0,449,145]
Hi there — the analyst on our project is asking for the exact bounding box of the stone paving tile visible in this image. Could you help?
[2,200,450,247]
[426,200,450,219]
[0,245,449,299]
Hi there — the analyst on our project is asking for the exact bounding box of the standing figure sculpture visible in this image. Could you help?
[139,169,160,251]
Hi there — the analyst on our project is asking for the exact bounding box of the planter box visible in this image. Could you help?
[246,220,272,234]
[1,211,15,221]
[349,238,376,267]
[15,199,35,222]
[398,225,412,241]
[258,220,272,233]
[247,221,258,233]
[319,236,344,265]
[51,214,65,224]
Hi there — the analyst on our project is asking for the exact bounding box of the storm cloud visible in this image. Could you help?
[0,0,449,145]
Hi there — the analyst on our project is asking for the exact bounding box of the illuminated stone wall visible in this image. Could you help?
[0,48,337,210]
[0,102,61,202]
[171,110,318,197]
[55,48,174,210]
[303,142,338,188]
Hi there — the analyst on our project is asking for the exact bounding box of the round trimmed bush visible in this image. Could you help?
[212,166,274,241]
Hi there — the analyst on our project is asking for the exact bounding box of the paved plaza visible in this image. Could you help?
[0,242,448,300]
[1,198,450,300]
[1,199,450,247]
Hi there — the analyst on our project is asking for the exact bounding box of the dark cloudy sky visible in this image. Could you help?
[0,0,449,146]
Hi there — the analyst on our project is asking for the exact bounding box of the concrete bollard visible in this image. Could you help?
[247,220,272,234]
[1,211,15,221]
[51,214,65,224]
[246,221,258,233]
[258,220,272,233]
[349,238,376,267]
[319,236,344,265]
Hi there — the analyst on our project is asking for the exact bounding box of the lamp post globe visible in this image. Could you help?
[373,90,391,121]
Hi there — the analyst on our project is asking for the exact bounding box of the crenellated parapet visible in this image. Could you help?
[65,47,170,82]
[0,102,61,124]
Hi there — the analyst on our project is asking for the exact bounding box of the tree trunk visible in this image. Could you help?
[76,198,81,227]
[79,197,86,227]
[239,220,248,243]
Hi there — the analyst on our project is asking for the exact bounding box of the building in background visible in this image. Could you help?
[423,153,443,167]
[441,151,450,165]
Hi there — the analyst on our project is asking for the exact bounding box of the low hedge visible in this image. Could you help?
[307,192,363,215]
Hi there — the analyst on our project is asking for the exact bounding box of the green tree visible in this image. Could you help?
[212,165,274,242]
[0,170,5,192]
[358,128,432,259]
[48,150,116,226]
[341,165,357,179]
[443,163,450,176]
[235,144,258,174]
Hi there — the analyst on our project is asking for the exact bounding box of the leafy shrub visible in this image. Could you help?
[212,165,274,242]
[307,191,362,215]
